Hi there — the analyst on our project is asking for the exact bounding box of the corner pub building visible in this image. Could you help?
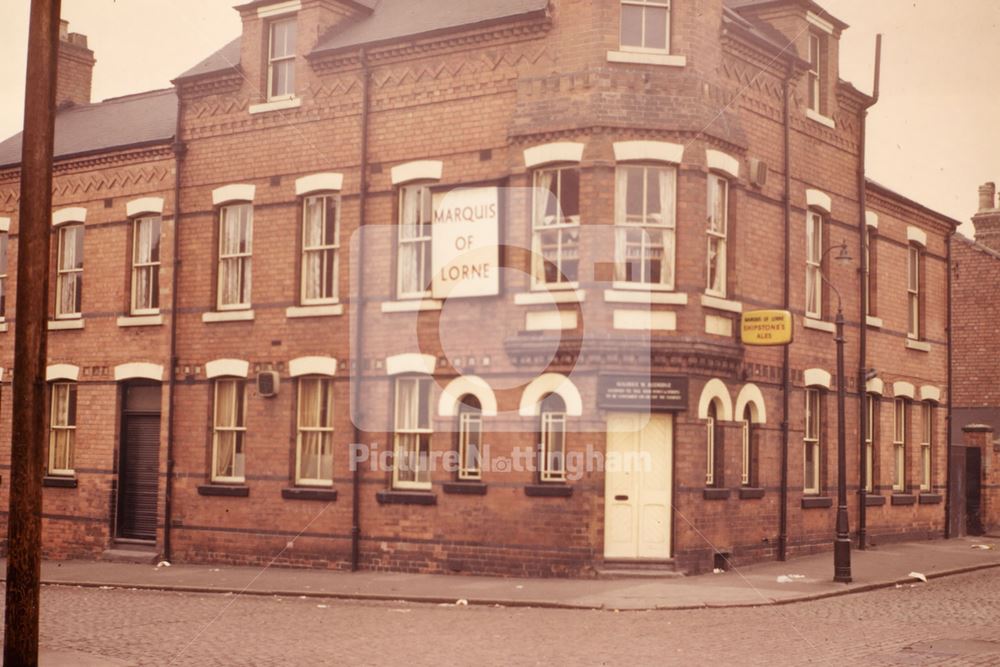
[0,0,957,577]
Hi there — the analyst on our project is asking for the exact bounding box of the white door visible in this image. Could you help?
[604,412,672,559]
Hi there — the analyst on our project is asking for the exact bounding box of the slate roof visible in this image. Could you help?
[175,0,550,81]
[0,88,177,169]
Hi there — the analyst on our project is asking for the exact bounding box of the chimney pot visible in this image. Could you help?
[979,182,996,213]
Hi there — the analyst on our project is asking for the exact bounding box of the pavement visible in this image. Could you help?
[7,535,1000,613]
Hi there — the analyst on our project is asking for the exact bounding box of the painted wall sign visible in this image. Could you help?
[741,310,794,346]
[431,187,500,299]
[598,375,689,412]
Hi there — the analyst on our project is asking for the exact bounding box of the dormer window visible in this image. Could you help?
[268,17,296,100]
[620,0,670,52]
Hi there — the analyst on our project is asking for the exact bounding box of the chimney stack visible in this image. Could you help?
[56,20,95,108]
[973,182,1000,253]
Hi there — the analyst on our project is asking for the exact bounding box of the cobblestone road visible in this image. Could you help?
[5,568,1000,666]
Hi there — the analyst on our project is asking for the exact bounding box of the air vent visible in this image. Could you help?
[257,371,280,398]
[749,158,768,189]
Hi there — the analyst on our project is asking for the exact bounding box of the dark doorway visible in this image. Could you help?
[965,447,984,537]
[117,383,162,541]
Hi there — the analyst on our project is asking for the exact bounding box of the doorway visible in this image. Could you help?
[604,412,673,560]
[117,383,162,541]
[965,446,984,537]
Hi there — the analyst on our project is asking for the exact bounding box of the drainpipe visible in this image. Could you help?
[944,231,953,538]
[779,62,793,562]
[163,93,186,562]
[856,35,881,551]
[350,48,371,572]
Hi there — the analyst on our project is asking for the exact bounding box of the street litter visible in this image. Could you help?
[713,568,724,574]
[515,585,524,589]
[316,604,328,609]
[776,574,806,583]
[908,572,928,583]
[456,599,469,606]
[971,544,995,550]
[99,586,114,590]
[390,609,412,613]
[156,561,171,568]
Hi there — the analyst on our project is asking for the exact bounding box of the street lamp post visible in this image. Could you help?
[822,241,853,584]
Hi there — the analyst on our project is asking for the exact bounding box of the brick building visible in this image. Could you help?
[0,0,958,576]
[951,183,1000,536]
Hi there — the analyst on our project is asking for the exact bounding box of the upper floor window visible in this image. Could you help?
[268,18,296,100]
[907,245,922,339]
[397,185,433,299]
[393,376,433,490]
[892,398,906,492]
[865,227,877,317]
[56,224,84,318]
[48,382,77,476]
[533,167,580,287]
[539,393,567,482]
[808,33,822,113]
[614,165,675,288]
[212,378,247,483]
[218,203,253,310]
[805,211,823,319]
[457,395,483,481]
[804,388,821,494]
[296,377,334,486]
[706,174,729,297]
[620,0,671,52]
[0,230,8,319]
[301,194,340,305]
[131,215,161,315]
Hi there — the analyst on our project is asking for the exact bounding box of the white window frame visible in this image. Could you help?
[892,398,906,492]
[295,377,334,487]
[920,402,932,492]
[267,17,296,101]
[56,224,84,319]
[705,407,716,487]
[0,230,8,320]
[212,379,247,483]
[865,395,876,493]
[532,167,581,288]
[217,203,253,310]
[804,388,821,495]
[805,211,823,319]
[130,215,161,315]
[706,174,728,297]
[741,411,751,487]
[808,32,822,113]
[396,185,433,299]
[907,245,921,339]
[392,376,433,490]
[48,382,77,476]
[614,164,676,289]
[540,398,567,483]
[619,0,671,53]
[457,400,483,481]
[300,194,341,305]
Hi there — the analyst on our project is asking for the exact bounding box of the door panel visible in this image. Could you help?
[604,413,639,558]
[637,414,671,558]
[966,447,984,537]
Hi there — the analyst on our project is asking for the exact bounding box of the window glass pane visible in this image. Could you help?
[620,5,643,47]
[559,169,580,220]
[625,167,644,219]
[644,6,668,50]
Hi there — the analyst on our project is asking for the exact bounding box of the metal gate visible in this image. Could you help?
[965,447,984,537]
[117,383,161,541]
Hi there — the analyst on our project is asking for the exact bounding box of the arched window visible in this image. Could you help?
[706,400,723,487]
[457,395,483,481]
[539,393,567,482]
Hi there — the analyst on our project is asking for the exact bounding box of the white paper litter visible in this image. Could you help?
[456,599,469,606]
[776,574,806,583]
[156,561,171,568]
[971,544,995,550]
[908,571,928,583]
[316,604,328,609]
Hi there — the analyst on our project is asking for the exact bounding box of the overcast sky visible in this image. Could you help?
[0,0,997,236]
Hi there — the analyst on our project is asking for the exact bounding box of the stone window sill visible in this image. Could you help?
[380,299,442,314]
[249,96,302,115]
[918,493,943,504]
[118,314,164,328]
[806,108,836,129]
[739,487,765,500]
[604,289,688,305]
[801,496,833,509]
[442,482,488,495]
[906,339,931,353]
[286,304,344,319]
[198,484,250,497]
[525,484,572,498]
[282,487,338,502]
[607,50,686,68]
[704,487,731,500]
[376,490,437,505]
[0,321,7,333]
[803,317,835,333]
[514,290,585,306]
[866,315,883,329]
[865,494,886,507]
[48,318,84,331]
[700,294,743,314]
[202,310,254,323]
[43,475,78,488]
[890,493,916,506]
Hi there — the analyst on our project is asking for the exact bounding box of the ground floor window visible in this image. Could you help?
[48,382,77,476]
[213,379,247,483]
[804,389,821,494]
[457,395,482,481]
[296,378,334,486]
[893,398,906,492]
[920,402,932,491]
[393,377,432,490]
[539,393,567,482]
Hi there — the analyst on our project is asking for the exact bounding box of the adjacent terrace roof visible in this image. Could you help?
[0,88,177,169]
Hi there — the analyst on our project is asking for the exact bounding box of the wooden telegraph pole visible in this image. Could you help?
[3,1,62,664]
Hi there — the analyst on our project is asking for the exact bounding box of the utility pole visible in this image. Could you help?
[4,1,62,665]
